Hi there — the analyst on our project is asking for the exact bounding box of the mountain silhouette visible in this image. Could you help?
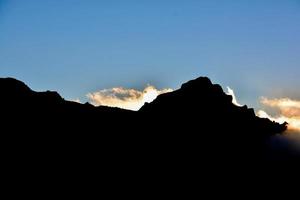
[1,77,296,165]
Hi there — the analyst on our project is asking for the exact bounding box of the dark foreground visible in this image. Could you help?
[1,76,298,177]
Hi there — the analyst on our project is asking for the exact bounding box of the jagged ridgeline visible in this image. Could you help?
[0,77,288,160]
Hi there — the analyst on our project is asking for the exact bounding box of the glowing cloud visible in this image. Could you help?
[70,98,81,103]
[226,86,242,106]
[224,88,299,132]
[258,98,300,132]
[87,85,173,111]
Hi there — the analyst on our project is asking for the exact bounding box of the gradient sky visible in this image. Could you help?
[0,0,299,108]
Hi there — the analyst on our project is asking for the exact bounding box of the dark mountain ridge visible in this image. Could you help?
[0,77,295,162]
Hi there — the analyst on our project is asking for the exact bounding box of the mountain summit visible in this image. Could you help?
[141,77,286,135]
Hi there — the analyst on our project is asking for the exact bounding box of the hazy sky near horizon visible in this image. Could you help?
[0,0,299,108]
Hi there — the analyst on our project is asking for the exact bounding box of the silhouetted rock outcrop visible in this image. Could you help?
[0,77,294,164]
[140,77,286,137]
[140,77,289,160]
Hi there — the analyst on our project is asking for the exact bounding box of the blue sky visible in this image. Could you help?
[0,0,299,108]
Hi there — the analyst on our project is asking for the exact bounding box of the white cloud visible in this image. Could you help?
[258,97,300,132]
[225,88,300,132]
[70,98,81,103]
[226,86,242,106]
[87,85,173,111]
